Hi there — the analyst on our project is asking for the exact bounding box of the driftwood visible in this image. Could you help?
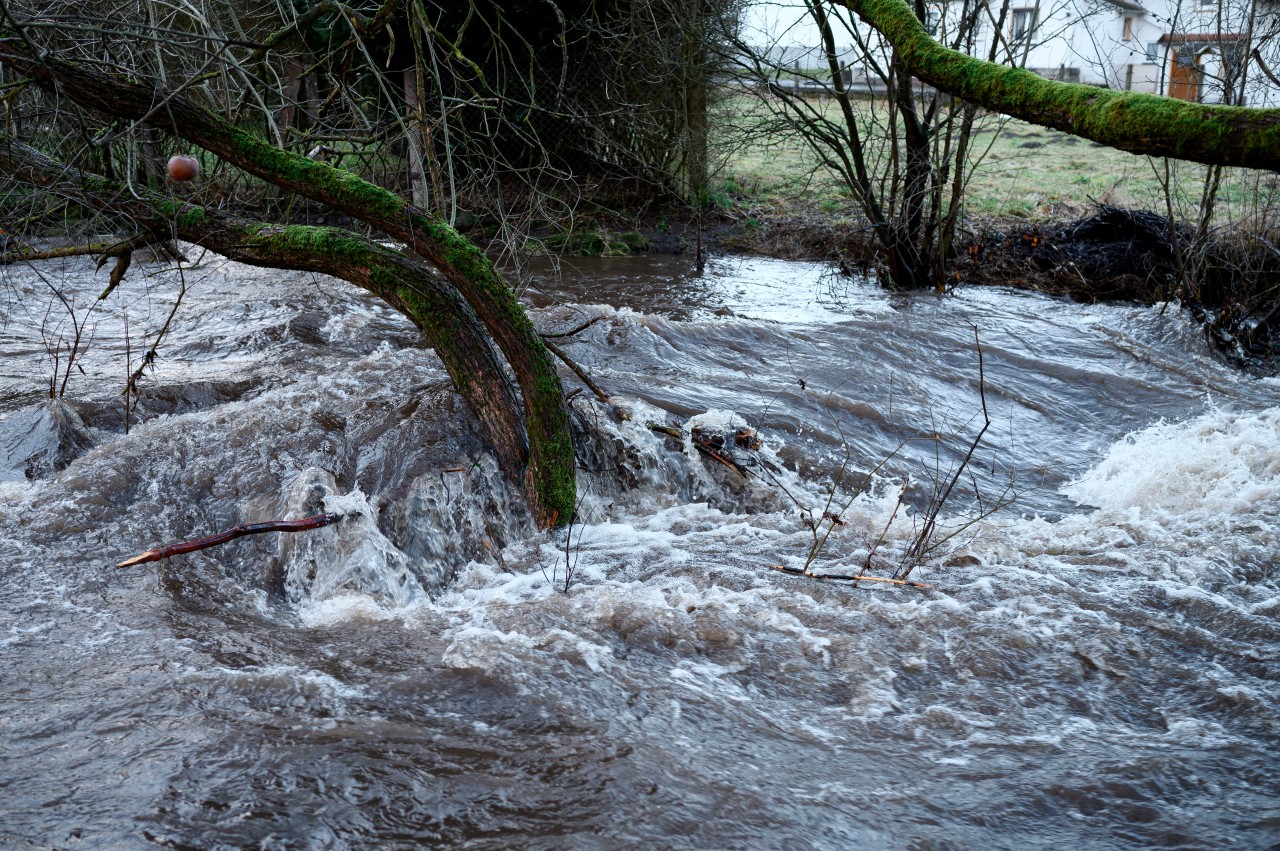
[767,563,930,589]
[647,421,752,478]
[116,513,342,568]
[540,327,634,423]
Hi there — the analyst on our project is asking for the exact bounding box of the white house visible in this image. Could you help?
[935,0,1280,106]
[745,0,1280,106]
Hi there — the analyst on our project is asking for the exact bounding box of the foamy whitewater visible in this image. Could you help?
[1,252,1277,848]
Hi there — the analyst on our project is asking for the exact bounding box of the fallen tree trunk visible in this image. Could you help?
[835,0,1280,172]
[0,137,531,489]
[0,45,575,527]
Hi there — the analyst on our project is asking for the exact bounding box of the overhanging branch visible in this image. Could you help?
[0,40,575,527]
[836,0,1280,172]
[0,136,530,483]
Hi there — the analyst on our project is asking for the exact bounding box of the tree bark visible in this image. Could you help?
[835,0,1280,172]
[0,136,531,500]
[0,45,576,527]
[402,66,429,209]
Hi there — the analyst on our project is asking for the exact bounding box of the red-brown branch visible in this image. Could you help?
[116,513,342,568]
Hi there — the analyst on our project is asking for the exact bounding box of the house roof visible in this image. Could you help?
[1104,0,1147,12]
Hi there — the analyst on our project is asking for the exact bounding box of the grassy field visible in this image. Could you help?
[714,93,1280,227]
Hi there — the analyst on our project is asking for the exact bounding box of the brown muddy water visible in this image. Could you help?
[1,251,1278,848]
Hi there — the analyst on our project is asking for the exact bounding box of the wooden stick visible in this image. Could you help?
[543,337,632,421]
[0,242,120,264]
[542,336,611,404]
[481,537,511,574]
[647,422,682,440]
[116,512,342,568]
[646,422,752,478]
[0,232,163,270]
[766,563,930,589]
[541,315,606,338]
[694,436,751,478]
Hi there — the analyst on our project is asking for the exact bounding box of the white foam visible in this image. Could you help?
[295,593,402,628]
[1063,406,1280,523]
[440,626,537,675]
[281,485,428,611]
[186,663,367,701]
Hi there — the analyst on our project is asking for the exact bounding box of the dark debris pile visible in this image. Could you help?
[954,205,1280,371]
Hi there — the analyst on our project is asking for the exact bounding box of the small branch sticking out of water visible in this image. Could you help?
[542,336,611,404]
[116,513,342,568]
[541,336,630,421]
[482,512,512,574]
[766,563,930,589]
[541,315,607,338]
[481,538,511,574]
[898,326,994,580]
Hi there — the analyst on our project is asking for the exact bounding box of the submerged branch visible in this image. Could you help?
[766,563,930,589]
[542,336,612,405]
[647,421,751,478]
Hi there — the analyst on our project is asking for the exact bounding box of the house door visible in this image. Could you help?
[1169,47,1202,101]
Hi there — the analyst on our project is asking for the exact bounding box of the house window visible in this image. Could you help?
[1196,0,1216,8]
[1146,42,1159,62]
[1123,17,1134,40]
[1012,8,1037,41]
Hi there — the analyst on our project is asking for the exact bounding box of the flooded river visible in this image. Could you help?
[2,251,1277,848]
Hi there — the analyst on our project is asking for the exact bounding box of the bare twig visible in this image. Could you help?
[803,436,906,570]
[126,261,188,396]
[863,480,907,571]
[900,326,993,579]
[541,315,606,338]
[123,310,133,433]
[542,336,612,405]
[481,537,511,574]
[562,505,580,593]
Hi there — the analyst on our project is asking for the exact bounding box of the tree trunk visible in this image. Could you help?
[0,44,576,527]
[403,66,429,209]
[887,52,934,290]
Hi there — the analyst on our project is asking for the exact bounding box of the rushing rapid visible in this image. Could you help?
[2,250,1277,848]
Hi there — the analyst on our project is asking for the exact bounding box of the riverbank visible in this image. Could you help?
[526,201,1280,372]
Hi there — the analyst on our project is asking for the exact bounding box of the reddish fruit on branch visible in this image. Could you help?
[166,155,200,182]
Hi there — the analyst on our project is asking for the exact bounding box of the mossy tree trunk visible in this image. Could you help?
[0,136,532,485]
[0,45,576,528]
[836,0,1280,172]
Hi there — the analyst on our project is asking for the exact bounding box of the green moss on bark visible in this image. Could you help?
[2,44,579,526]
[840,0,1280,171]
